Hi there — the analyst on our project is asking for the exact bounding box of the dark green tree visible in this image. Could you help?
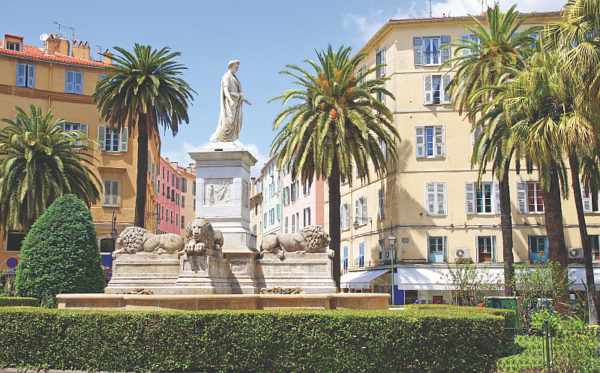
[93,44,195,227]
[15,194,105,303]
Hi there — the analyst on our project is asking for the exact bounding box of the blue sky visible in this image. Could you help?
[4,0,565,174]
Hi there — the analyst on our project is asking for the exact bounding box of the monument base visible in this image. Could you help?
[104,254,180,295]
[174,252,232,294]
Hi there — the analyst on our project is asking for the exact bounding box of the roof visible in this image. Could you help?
[0,44,107,68]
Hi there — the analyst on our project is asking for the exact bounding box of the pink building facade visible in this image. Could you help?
[157,157,181,234]
[281,169,325,234]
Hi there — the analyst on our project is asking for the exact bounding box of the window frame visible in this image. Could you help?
[415,125,445,158]
[425,182,447,216]
[428,236,447,263]
[65,70,83,94]
[476,235,496,263]
[102,179,120,207]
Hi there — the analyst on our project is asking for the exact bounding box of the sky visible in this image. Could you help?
[3,0,566,175]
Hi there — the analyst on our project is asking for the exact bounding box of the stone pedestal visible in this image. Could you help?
[256,252,337,294]
[175,249,232,294]
[190,141,257,250]
[104,253,180,295]
[223,246,259,294]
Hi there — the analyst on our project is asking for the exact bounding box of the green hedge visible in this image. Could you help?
[0,307,504,372]
[0,297,38,307]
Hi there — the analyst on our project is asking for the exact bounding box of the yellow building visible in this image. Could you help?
[327,12,599,304]
[0,33,160,270]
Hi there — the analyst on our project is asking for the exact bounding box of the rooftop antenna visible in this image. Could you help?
[429,0,432,18]
[52,21,75,42]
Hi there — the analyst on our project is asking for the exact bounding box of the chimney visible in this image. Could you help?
[72,40,90,60]
[44,34,59,55]
[57,37,70,56]
[103,49,113,64]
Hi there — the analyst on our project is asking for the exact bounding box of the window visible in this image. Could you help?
[157,179,161,193]
[65,70,83,94]
[357,243,365,267]
[591,235,600,260]
[378,138,387,162]
[375,47,386,78]
[423,74,451,105]
[425,182,447,216]
[254,202,258,215]
[460,34,480,55]
[192,180,196,196]
[378,239,385,260]
[582,182,600,213]
[283,187,290,206]
[415,125,445,158]
[477,236,496,262]
[99,238,115,253]
[170,210,173,224]
[343,246,349,270]
[162,184,165,196]
[269,209,274,225]
[355,197,367,226]
[340,203,351,230]
[5,40,22,51]
[291,213,296,233]
[99,74,107,81]
[182,178,188,193]
[181,216,185,229]
[193,198,196,211]
[171,174,174,187]
[276,204,281,222]
[61,122,88,145]
[290,181,299,202]
[176,213,178,226]
[167,186,170,197]
[6,231,26,251]
[285,216,289,234]
[16,63,35,88]
[413,35,450,66]
[162,206,164,218]
[529,236,549,262]
[378,189,385,220]
[465,182,499,214]
[103,180,120,207]
[357,65,366,85]
[263,213,267,228]
[176,193,180,206]
[303,182,310,196]
[295,212,300,232]
[97,125,128,152]
[428,236,446,263]
[303,207,311,227]
[517,181,544,213]
[182,196,185,208]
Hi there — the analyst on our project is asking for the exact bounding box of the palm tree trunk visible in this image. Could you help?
[134,117,148,228]
[568,153,598,325]
[499,165,515,296]
[541,161,569,314]
[328,155,341,291]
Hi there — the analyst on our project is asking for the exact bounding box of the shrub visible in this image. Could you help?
[0,297,39,307]
[14,195,105,303]
[0,307,505,372]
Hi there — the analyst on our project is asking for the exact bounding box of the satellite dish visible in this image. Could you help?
[40,34,49,41]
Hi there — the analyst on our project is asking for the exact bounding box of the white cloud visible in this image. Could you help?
[342,9,388,43]
[430,0,565,17]
[162,141,270,178]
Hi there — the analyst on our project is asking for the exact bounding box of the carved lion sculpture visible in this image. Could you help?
[113,226,184,257]
[184,217,224,256]
[260,225,333,259]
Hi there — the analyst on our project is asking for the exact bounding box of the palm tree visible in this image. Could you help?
[270,46,400,289]
[443,4,541,295]
[0,105,101,231]
[93,44,195,228]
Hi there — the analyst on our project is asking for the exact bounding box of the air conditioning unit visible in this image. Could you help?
[455,248,470,259]
[568,248,584,259]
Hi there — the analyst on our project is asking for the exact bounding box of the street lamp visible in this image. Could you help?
[110,210,118,249]
[388,233,397,306]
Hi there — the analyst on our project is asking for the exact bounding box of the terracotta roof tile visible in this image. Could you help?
[0,44,107,68]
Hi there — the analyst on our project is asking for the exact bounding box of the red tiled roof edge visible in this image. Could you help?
[0,44,107,68]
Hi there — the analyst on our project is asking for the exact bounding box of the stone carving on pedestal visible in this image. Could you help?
[205,179,232,206]
[113,226,185,256]
[260,225,334,260]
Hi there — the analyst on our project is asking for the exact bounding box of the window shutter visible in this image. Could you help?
[441,35,451,63]
[493,182,500,214]
[426,183,435,215]
[120,127,128,152]
[413,37,423,66]
[461,34,470,56]
[97,125,106,150]
[16,63,26,87]
[114,181,120,207]
[442,74,452,104]
[517,181,527,213]
[74,72,83,94]
[27,65,35,88]
[438,182,447,215]
[415,127,425,157]
[79,123,88,146]
[276,204,280,221]
[355,199,361,224]
[435,126,445,156]
[492,236,497,261]
[103,180,111,206]
[582,180,593,213]
[381,47,386,76]
[465,182,476,214]
[423,75,433,105]
[65,71,74,92]
[378,189,385,219]
[362,197,367,221]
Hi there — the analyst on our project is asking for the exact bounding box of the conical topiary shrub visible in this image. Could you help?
[15,194,105,303]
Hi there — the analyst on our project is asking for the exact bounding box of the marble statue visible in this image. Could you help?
[183,217,224,256]
[113,226,184,256]
[210,60,251,143]
[207,181,230,206]
[260,225,334,260]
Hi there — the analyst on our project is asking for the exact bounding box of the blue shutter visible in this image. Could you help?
[413,37,423,65]
[441,35,451,63]
[16,63,26,87]
[27,65,35,88]
[461,34,470,56]
[65,70,74,92]
[74,71,83,94]
[276,204,280,221]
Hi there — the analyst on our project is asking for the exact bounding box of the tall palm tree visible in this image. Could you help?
[270,46,400,289]
[443,4,541,295]
[93,44,195,228]
[0,105,101,231]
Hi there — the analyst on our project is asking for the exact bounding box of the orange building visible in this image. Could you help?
[0,33,160,272]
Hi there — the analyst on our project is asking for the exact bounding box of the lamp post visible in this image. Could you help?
[388,233,397,305]
[110,210,118,249]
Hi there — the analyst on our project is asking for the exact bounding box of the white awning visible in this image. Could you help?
[341,269,389,289]
[395,267,504,290]
[569,268,600,290]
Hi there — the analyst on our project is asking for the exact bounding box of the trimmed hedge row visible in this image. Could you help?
[0,297,38,307]
[0,307,505,372]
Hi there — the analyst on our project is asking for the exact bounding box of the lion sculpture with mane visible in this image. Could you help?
[113,226,184,257]
[260,225,333,260]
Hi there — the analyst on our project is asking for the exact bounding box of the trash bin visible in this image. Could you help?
[485,296,518,329]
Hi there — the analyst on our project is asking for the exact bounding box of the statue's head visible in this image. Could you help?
[228,60,240,73]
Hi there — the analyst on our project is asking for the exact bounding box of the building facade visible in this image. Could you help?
[260,156,282,238]
[0,33,160,272]
[281,169,325,235]
[177,163,196,237]
[249,176,263,248]
[328,12,599,305]
[157,157,181,234]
